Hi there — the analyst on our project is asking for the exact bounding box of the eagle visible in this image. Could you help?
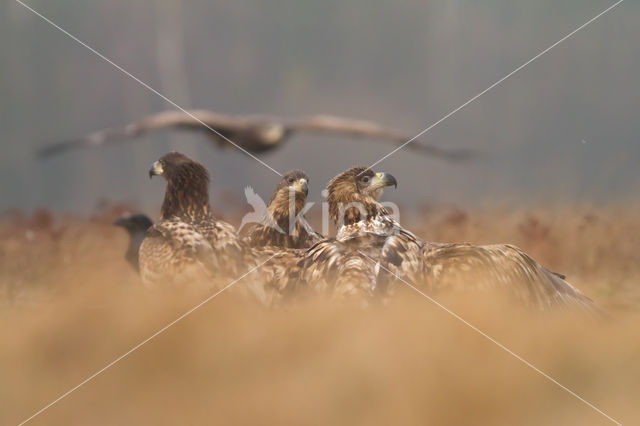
[138,152,247,288]
[240,170,322,249]
[301,166,410,298]
[240,170,323,305]
[113,213,153,272]
[303,166,601,313]
[35,110,475,162]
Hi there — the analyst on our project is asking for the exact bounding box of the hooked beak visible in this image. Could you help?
[149,161,163,179]
[371,172,397,189]
[292,178,309,196]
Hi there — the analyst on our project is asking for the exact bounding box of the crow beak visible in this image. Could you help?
[371,172,397,189]
[149,161,163,179]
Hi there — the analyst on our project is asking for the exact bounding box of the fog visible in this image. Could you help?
[1,0,638,215]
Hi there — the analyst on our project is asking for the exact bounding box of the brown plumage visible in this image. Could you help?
[416,242,600,313]
[252,246,307,306]
[301,166,409,299]
[240,170,323,305]
[36,110,475,162]
[302,166,601,313]
[138,152,246,288]
[241,170,322,249]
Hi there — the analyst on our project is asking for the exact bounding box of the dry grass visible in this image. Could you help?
[1,203,639,425]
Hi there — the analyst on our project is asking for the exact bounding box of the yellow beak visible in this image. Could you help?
[292,178,309,196]
[149,161,163,178]
[371,172,397,189]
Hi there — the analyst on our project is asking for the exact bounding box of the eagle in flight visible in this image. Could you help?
[303,166,600,313]
[35,110,475,162]
[138,152,248,288]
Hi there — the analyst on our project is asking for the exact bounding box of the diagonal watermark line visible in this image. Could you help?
[17,254,278,426]
[360,251,622,425]
[15,0,283,177]
[368,0,625,170]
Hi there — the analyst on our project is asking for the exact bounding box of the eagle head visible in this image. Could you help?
[327,166,397,226]
[149,152,211,220]
[266,170,310,223]
[149,152,209,181]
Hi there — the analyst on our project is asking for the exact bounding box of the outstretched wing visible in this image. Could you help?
[289,114,477,161]
[36,110,247,158]
[422,243,601,313]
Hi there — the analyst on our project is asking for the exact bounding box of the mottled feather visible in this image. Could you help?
[138,152,247,288]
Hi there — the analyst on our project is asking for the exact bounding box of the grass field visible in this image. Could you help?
[1,203,638,425]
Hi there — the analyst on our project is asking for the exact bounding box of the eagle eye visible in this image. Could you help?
[287,177,295,184]
[361,176,370,183]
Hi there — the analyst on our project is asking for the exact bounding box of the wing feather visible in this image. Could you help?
[290,115,477,161]
[36,110,248,158]
[138,220,217,286]
[421,243,601,313]
[301,238,376,298]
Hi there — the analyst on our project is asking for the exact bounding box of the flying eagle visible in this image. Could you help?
[113,213,153,272]
[241,170,322,249]
[35,110,475,161]
[138,152,247,287]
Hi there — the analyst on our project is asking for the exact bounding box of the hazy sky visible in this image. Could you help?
[1,0,638,216]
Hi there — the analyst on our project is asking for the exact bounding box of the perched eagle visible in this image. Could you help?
[241,170,322,249]
[240,170,323,305]
[303,166,601,313]
[113,213,153,272]
[301,166,411,298]
[35,110,474,162]
[138,152,246,287]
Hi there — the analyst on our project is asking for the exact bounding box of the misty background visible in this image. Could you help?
[1,0,638,217]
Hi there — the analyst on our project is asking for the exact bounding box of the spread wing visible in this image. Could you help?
[36,110,248,158]
[138,219,217,286]
[422,243,601,313]
[289,114,477,161]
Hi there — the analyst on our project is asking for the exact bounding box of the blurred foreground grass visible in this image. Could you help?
[1,203,638,425]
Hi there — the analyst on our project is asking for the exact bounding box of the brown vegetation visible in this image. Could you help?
[1,203,638,425]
